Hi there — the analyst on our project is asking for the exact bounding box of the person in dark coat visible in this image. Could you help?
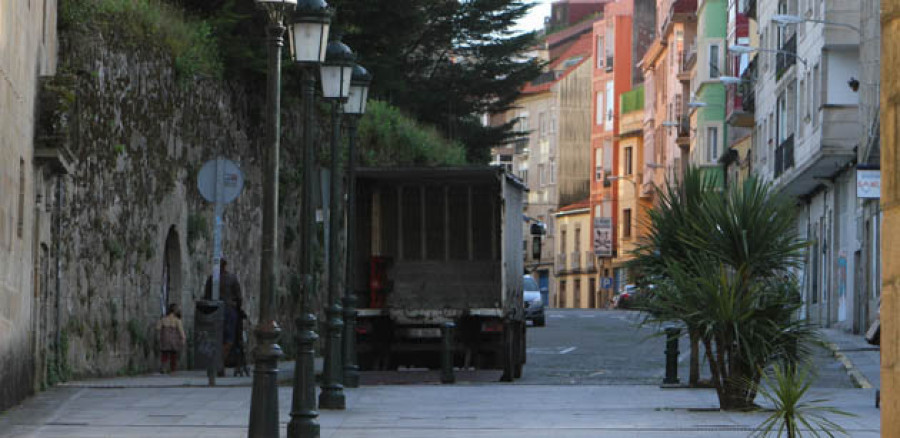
[203,258,242,376]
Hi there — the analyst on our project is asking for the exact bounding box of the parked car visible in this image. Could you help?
[524,275,545,326]
[615,284,639,309]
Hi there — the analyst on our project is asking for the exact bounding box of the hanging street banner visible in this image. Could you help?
[593,217,613,257]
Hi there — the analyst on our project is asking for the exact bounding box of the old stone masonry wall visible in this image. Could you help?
[41,27,307,380]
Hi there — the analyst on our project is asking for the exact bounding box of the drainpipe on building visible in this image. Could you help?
[54,176,63,377]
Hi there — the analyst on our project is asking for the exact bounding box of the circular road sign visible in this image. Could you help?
[197,158,244,204]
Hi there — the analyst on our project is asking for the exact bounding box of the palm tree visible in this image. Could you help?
[630,168,812,410]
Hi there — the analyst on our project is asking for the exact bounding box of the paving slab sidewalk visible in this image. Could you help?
[0,379,880,437]
[821,328,881,390]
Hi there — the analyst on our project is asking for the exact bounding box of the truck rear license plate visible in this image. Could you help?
[403,328,442,338]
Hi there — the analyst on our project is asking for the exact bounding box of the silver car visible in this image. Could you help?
[524,275,545,326]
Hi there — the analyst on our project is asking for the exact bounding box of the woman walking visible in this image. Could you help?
[157,303,186,374]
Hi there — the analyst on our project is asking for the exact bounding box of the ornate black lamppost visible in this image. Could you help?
[248,0,295,436]
[341,63,371,389]
[318,34,355,411]
[286,1,331,436]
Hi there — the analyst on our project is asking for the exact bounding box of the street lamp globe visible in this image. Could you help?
[717,76,744,85]
[343,63,372,115]
[289,0,332,64]
[728,44,755,54]
[321,36,356,100]
[772,14,806,25]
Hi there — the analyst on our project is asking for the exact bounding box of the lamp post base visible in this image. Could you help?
[318,386,346,410]
[319,304,346,410]
[288,312,320,438]
[342,295,360,388]
[248,322,283,438]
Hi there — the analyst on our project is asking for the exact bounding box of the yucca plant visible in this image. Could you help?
[631,168,813,410]
[753,363,853,437]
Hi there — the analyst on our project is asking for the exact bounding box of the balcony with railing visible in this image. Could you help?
[584,251,596,272]
[740,57,756,113]
[660,0,698,35]
[680,42,697,81]
[727,60,755,127]
[570,251,581,272]
[676,114,691,145]
[774,134,795,178]
[742,0,756,20]
[776,33,797,81]
[556,252,567,274]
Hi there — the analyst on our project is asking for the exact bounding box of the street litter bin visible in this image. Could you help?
[194,300,224,372]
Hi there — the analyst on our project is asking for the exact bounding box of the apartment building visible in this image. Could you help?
[740,0,873,331]
[689,0,728,176]
[640,0,697,188]
[590,0,656,293]
[614,86,653,285]
[553,199,600,308]
[495,32,594,307]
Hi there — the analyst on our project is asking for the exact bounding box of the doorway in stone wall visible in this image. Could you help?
[161,226,182,316]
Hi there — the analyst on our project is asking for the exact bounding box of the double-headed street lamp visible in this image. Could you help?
[248,0,295,436]
[320,35,355,411]
[286,0,331,437]
[341,63,372,389]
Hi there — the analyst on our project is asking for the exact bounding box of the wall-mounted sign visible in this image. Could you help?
[593,217,613,257]
[857,169,880,199]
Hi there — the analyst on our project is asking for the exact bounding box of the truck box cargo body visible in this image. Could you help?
[353,167,526,379]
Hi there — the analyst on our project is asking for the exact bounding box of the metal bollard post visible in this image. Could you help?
[441,322,456,384]
[663,326,681,386]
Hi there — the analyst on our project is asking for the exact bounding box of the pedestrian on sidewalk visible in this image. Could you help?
[157,303,186,374]
[203,258,243,377]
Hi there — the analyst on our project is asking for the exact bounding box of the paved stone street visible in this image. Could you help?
[0,309,879,437]
[520,309,856,388]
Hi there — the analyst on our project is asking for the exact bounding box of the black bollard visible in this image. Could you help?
[441,322,456,384]
[663,326,681,386]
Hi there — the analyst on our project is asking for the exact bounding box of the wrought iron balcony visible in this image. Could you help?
[776,34,797,81]
[556,252,567,274]
[584,251,596,272]
[740,57,756,113]
[570,251,581,272]
[774,134,795,178]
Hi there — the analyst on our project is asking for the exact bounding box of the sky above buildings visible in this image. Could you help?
[515,0,552,33]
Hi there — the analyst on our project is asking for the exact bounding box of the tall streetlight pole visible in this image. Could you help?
[319,35,355,411]
[248,0,295,436]
[341,63,372,389]
[286,1,331,436]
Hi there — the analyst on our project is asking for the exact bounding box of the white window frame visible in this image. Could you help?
[596,36,604,69]
[596,92,604,125]
[605,81,614,130]
[708,43,720,79]
[706,126,719,163]
[624,146,633,176]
